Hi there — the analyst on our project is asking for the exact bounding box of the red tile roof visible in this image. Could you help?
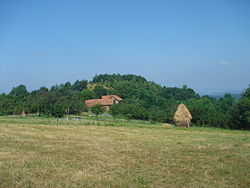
[85,95,122,107]
[101,95,123,101]
[85,99,102,107]
[101,96,110,100]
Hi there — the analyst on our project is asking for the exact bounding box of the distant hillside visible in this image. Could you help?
[208,94,242,100]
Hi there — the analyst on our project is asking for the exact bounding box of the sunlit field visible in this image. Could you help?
[0,116,249,188]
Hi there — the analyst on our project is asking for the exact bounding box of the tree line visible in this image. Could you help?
[0,74,249,130]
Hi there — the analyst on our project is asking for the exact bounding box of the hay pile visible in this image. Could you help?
[162,123,172,128]
[173,104,192,127]
[21,110,26,117]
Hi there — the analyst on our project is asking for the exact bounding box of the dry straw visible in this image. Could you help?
[21,110,26,117]
[174,104,192,127]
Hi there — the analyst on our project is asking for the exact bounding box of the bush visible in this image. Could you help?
[91,105,105,118]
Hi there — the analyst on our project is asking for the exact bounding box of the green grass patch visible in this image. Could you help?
[0,116,249,187]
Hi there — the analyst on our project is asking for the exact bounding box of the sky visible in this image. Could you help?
[0,0,250,95]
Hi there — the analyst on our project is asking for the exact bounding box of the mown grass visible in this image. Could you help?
[0,116,249,188]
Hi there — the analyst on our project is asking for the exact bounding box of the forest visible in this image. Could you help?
[0,74,249,130]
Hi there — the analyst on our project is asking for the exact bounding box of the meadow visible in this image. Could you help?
[0,116,249,188]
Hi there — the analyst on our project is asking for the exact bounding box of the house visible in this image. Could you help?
[85,95,122,110]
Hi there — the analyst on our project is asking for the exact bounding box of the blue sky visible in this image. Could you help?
[0,0,250,94]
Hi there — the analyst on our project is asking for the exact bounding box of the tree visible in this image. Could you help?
[109,104,120,122]
[79,89,96,100]
[148,107,168,123]
[72,80,88,91]
[229,86,250,130]
[26,87,49,115]
[91,105,105,118]
[0,94,16,115]
[161,86,198,100]
[51,102,65,118]
[8,85,30,115]
[109,102,147,122]
[218,93,235,112]
[93,85,107,98]
[10,85,28,98]
[186,97,218,127]
[63,93,88,115]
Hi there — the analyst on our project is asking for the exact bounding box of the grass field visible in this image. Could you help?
[0,116,249,188]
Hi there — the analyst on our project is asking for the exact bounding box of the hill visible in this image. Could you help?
[208,93,242,100]
[0,74,249,130]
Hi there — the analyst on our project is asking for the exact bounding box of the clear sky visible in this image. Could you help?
[0,0,250,94]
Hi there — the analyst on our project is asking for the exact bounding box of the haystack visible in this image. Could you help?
[173,104,192,127]
[21,110,26,117]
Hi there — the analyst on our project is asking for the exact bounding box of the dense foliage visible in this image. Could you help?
[0,74,249,130]
[0,80,88,117]
[91,105,105,118]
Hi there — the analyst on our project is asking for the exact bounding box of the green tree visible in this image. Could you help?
[0,94,16,115]
[8,85,30,115]
[79,89,96,100]
[230,87,250,130]
[109,102,147,122]
[93,85,107,98]
[109,104,120,122]
[10,85,28,97]
[72,80,88,91]
[51,102,65,120]
[26,87,49,115]
[148,107,168,123]
[91,105,105,119]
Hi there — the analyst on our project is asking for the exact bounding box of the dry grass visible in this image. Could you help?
[0,117,249,188]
